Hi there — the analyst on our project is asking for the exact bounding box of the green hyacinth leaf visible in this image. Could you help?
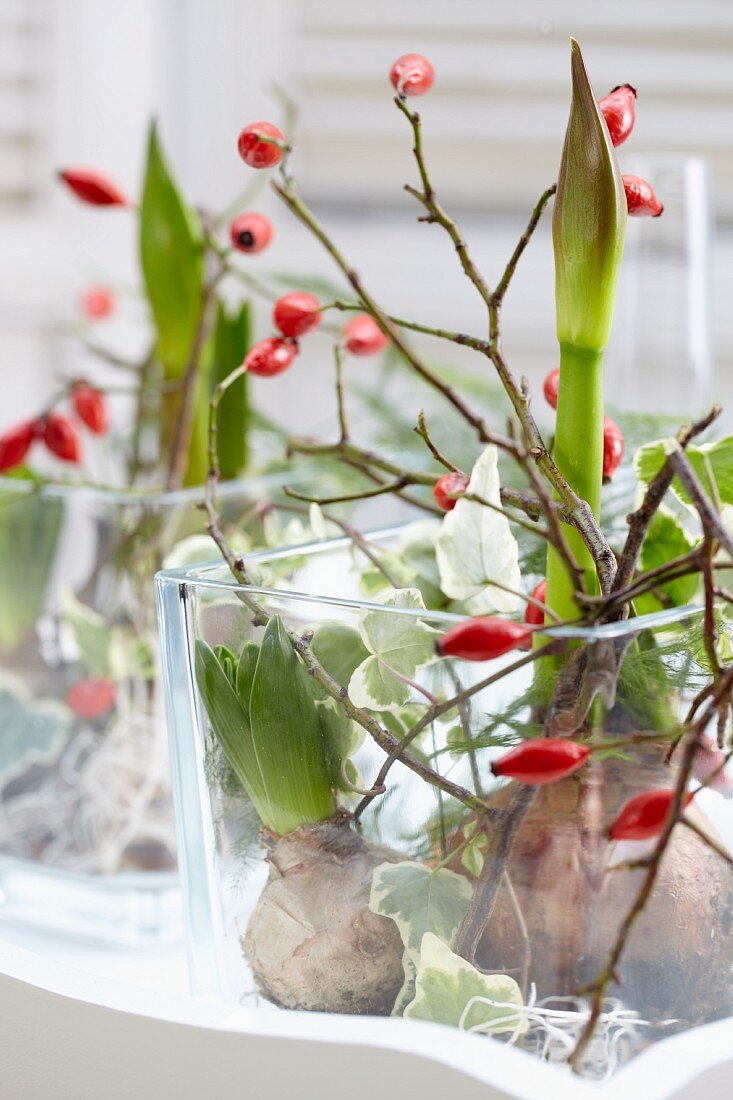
[0,485,63,652]
[211,300,251,481]
[247,616,337,834]
[140,120,204,378]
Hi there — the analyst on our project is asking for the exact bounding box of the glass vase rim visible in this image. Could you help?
[155,523,704,641]
[0,468,292,506]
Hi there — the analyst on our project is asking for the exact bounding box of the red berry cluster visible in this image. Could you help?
[597,85,663,217]
[0,383,109,473]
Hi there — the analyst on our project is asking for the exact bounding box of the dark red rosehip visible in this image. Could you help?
[0,421,36,472]
[273,292,321,339]
[243,337,298,378]
[543,368,560,410]
[436,617,533,662]
[603,416,624,480]
[58,168,128,207]
[72,384,109,436]
[599,84,637,147]
[608,789,693,841]
[623,174,664,217]
[433,471,469,512]
[42,414,81,463]
[229,212,273,254]
[491,739,590,786]
[65,677,116,720]
[342,315,389,356]
[80,286,114,321]
[237,122,285,169]
[390,54,435,97]
[524,579,547,628]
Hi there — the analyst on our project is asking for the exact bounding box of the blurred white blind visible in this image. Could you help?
[0,0,50,207]
[293,0,733,217]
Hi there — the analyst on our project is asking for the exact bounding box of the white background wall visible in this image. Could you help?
[1,0,732,437]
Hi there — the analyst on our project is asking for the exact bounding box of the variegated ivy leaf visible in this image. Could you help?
[403,933,526,1034]
[392,950,418,1017]
[0,675,71,785]
[369,860,472,964]
[61,591,153,681]
[348,588,438,709]
[435,445,521,613]
[635,436,733,511]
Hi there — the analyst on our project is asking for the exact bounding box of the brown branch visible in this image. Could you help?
[611,406,722,607]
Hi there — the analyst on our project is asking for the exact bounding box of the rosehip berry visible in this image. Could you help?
[237,122,285,169]
[243,337,298,378]
[491,739,590,786]
[436,617,533,662]
[58,167,128,207]
[390,54,435,97]
[42,414,81,463]
[622,174,663,217]
[543,368,560,410]
[0,421,36,472]
[229,212,273,254]
[599,84,637,147]
[273,292,321,339]
[693,737,733,799]
[433,471,469,512]
[608,789,693,841]
[342,315,389,356]
[65,677,116,720]
[72,384,109,435]
[603,416,624,480]
[524,579,547,628]
[80,286,114,321]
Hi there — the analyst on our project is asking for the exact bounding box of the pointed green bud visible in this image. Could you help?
[553,39,626,353]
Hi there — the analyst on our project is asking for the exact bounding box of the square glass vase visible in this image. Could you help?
[0,473,283,944]
[156,527,732,1080]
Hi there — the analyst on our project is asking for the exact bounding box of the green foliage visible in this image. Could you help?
[635,436,733,509]
[348,588,438,709]
[636,509,699,614]
[0,486,63,652]
[0,678,71,785]
[211,301,251,480]
[139,121,204,379]
[403,933,526,1033]
[435,445,521,614]
[196,617,343,836]
[369,860,472,964]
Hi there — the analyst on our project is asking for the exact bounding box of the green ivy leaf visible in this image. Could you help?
[139,121,204,379]
[435,445,521,614]
[348,589,438,709]
[403,933,526,1034]
[369,860,472,963]
[636,508,699,614]
[635,437,733,509]
[309,621,369,699]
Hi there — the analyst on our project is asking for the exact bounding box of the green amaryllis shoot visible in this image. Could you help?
[195,615,404,1014]
[545,40,627,623]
